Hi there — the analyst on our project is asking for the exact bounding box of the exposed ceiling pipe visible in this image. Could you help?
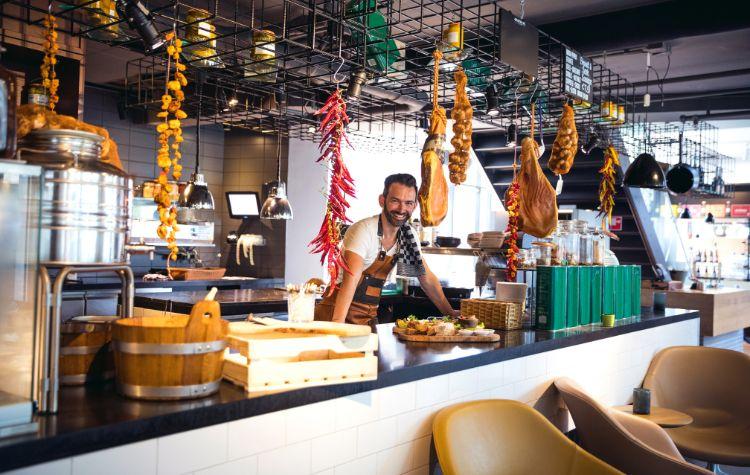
[634,88,750,105]
[630,68,750,89]
[680,110,750,121]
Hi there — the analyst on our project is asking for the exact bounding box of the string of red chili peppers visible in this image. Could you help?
[309,89,355,295]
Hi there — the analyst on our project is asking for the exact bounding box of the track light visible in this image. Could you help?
[506,123,517,147]
[581,125,605,155]
[346,68,368,101]
[485,83,500,117]
[115,0,164,52]
[307,125,317,134]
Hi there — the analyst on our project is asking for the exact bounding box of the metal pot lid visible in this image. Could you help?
[21,128,105,143]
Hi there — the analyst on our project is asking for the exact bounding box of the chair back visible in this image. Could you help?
[554,378,711,475]
[643,346,750,427]
[432,399,621,475]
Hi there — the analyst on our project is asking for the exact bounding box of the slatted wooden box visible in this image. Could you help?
[222,320,378,393]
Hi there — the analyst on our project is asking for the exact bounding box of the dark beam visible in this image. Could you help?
[540,0,750,54]
[630,68,750,89]
[633,95,750,114]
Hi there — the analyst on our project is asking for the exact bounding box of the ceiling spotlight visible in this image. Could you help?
[346,68,369,101]
[581,125,605,155]
[485,83,500,117]
[307,125,317,134]
[228,97,239,108]
[506,123,517,147]
[115,0,165,52]
[418,113,429,131]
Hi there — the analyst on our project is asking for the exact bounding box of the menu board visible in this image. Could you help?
[563,47,592,101]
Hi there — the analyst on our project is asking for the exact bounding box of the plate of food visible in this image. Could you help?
[393,316,500,342]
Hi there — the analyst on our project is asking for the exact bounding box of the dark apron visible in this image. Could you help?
[314,254,396,327]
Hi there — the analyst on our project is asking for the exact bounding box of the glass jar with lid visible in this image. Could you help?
[244,30,277,83]
[576,220,594,265]
[184,8,224,68]
[593,228,607,266]
[532,241,554,266]
[550,222,567,265]
[559,220,580,266]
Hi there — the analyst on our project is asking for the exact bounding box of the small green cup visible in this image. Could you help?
[601,314,615,327]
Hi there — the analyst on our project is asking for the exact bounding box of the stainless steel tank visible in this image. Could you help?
[18,129,133,265]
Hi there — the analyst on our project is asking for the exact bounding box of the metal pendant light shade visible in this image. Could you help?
[178,75,215,223]
[624,152,666,189]
[260,132,293,220]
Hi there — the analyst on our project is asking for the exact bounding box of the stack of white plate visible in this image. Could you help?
[467,232,483,248]
[479,231,506,249]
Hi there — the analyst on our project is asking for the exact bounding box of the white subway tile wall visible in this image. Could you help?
[10,319,698,475]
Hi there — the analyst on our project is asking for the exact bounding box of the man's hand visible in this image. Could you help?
[417,260,459,317]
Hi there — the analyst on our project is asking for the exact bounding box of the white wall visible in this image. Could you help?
[284,138,328,285]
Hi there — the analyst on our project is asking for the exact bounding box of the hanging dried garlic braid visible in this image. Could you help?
[41,8,59,110]
[155,32,187,262]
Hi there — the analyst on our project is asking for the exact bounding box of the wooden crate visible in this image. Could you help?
[168,267,226,281]
[223,320,378,393]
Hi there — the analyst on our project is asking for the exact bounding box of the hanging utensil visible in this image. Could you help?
[666,130,700,194]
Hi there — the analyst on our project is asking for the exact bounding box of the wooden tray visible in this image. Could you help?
[392,327,500,343]
[223,320,378,393]
[168,267,226,281]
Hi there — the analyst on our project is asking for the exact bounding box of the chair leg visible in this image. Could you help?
[707,462,729,475]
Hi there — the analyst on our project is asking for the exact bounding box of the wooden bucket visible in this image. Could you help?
[112,300,227,400]
[60,316,118,385]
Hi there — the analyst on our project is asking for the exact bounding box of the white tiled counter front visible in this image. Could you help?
[8,317,698,475]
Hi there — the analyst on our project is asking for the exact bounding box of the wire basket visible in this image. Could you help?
[460,299,525,330]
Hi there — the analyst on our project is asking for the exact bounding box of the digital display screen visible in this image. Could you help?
[226,192,260,218]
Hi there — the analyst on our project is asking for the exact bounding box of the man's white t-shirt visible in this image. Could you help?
[336,215,421,284]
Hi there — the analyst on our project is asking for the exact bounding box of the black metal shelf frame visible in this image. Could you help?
[3,0,636,142]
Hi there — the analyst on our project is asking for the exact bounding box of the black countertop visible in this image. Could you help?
[0,308,699,471]
[62,277,283,293]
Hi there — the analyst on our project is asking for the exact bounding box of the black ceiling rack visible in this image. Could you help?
[621,121,734,198]
[4,0,637,141]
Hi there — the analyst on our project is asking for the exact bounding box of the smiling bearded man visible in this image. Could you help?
[314,173,460,327]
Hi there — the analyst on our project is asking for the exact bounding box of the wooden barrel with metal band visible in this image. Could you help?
[60,316,117,385]
[112,300,228,400]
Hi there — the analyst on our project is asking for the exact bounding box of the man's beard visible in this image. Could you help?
[383,207,409,227]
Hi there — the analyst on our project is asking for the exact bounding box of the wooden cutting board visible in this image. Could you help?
[229,319,371,338]
[392,327,500,343]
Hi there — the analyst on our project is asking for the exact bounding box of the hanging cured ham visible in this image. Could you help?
[517,135,558,238]
[418,49,449,227]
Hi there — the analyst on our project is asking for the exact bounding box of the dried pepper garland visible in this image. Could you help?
[504,180,520,281]
[597,145,620,231]
[309,89,355,295]
[155,32,188,261]
[41,10,59,110]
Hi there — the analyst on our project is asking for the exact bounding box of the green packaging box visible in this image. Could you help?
[566,267,580,327]
[578,267,592,325]
[602,266,617,318]
[630,265,642,316]
[617,265,631,319]
[535,266,567,331]
[591,266,603,324]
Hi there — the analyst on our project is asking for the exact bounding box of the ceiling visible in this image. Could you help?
[85,0,750,125]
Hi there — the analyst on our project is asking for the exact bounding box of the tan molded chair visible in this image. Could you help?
[554,377,711,475]
[432,399,622,475]
[643,346,750,468]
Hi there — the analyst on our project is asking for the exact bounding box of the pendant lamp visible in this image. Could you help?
[260,131,293,220]
[178,76,215,223]
[624,152,666,189]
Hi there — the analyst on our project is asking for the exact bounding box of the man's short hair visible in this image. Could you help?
[382,173,418,198]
